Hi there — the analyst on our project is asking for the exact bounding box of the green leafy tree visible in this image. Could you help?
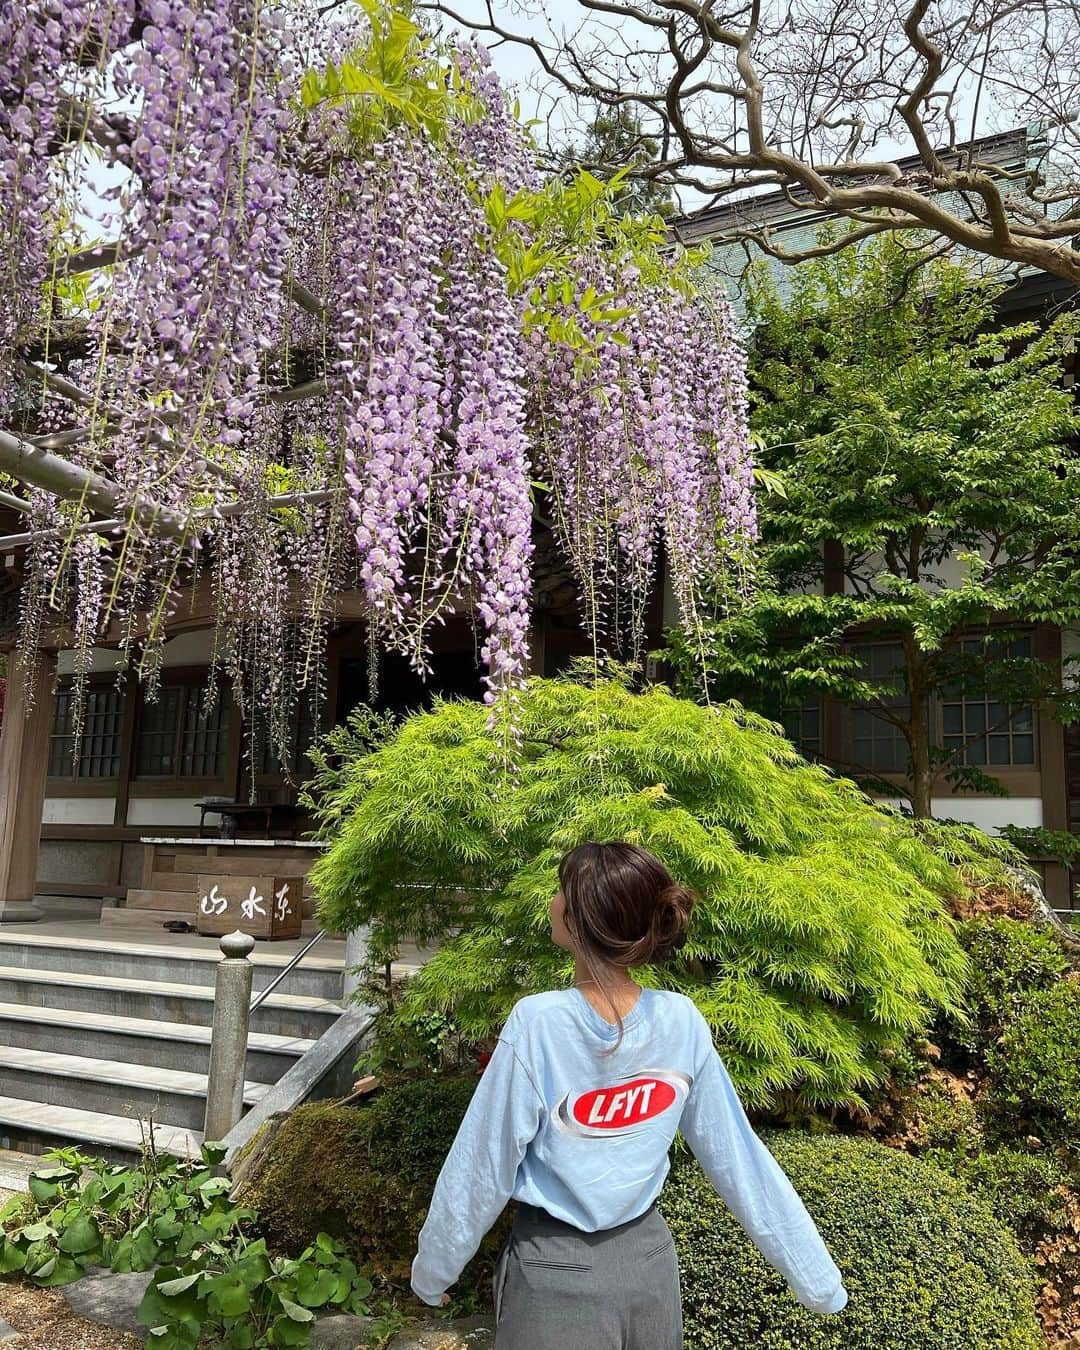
[557,107,675,219]
[666,233,1080,817]
[311,671,970,1114]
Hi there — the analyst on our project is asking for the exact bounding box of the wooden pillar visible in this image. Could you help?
[0,649,56,920]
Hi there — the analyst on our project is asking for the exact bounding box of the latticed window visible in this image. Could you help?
[849,641,910,772]
[136,683,230,779]
[780,700,821,759]
[48,686,126,778]
[941,634,1036,766]
[254,690,319,777]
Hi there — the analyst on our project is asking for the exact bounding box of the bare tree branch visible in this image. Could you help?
[428,0,1080,282]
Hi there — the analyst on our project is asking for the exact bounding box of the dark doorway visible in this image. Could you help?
[336,647,486,723]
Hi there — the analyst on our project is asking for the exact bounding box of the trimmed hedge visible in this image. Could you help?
[924,1144,1072,1244]
[939,916,1069,1058]
[988,977,1080,1142]
[661,1130,1043,1349]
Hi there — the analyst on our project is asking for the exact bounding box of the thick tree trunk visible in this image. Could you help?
[908,681,933,819]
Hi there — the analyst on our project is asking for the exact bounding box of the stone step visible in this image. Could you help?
[0,1147,39,1195]
[0,932,344,1000]
[101,904,194,926]
[0,1046,269,1132]
[0,1094,202,1161]
[171,854,316,876]
[150,872,197,893]
[124,888,194,911]
[0,1001,311,1082]
[0,966,341,1040]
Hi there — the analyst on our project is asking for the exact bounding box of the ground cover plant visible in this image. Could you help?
[0,1141,380,1349]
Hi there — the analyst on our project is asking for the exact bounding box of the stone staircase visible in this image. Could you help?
[0,930,345,1161]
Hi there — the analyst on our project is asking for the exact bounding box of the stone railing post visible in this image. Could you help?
[342,924,370,1000]
[204,930,255,1142]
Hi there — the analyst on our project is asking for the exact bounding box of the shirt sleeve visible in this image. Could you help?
[677,1020,848,1316]
[410,1015,546,1307]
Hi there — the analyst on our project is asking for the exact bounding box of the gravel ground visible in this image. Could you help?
[0,1279,142,1350]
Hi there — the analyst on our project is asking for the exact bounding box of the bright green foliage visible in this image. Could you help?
[665,231,1080,816]
[299,0,483,143]
[311,673,970,1111]
[137,1230,374,1349]
[0,1142,242,1288]
[988,980,1080,1144]
[663,1130,1043,1349]
[906,817,1032,889]
[937,916,1071,1058]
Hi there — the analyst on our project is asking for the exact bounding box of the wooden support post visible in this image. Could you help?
[0,649,57,921]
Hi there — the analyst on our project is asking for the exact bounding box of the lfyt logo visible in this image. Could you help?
[552,1069,692,1138]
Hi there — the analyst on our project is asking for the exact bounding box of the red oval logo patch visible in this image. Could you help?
[572,1077,676,1129]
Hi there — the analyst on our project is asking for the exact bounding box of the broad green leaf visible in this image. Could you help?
[156,1272,202,1297]
[58,1215,101,1255]
[0,1240,26,1274]
[28,1177,60,1203]
[278,1295,315,1323]
[36,1255,83,1287]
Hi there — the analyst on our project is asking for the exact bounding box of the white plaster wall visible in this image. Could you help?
[873,794,1042,833]
[55,628,217,676]
[41,796,116,826]
[126,797,205,827]
[160,629,215,666]
[846,536,997,595]
[1062,626,1080,691]
[55,648,126,677]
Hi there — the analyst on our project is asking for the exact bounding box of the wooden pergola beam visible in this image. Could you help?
[0,426,188,536]
[0,486,343,550]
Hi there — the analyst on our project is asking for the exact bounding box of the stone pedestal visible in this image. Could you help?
[0,650,56,922]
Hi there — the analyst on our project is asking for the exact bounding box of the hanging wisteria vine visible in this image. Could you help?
[0,0,756,771]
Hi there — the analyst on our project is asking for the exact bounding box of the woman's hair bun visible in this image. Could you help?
[650,882,695,957]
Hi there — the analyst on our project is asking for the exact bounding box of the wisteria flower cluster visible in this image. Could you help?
[1,0,755,770]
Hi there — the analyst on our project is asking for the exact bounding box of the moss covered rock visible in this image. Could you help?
[661,1130,1043,1349]
[235,1078,512,1298]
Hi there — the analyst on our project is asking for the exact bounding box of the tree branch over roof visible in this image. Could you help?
[423,0,1080,282]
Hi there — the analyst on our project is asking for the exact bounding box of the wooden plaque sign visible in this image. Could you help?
[195,874,303,940]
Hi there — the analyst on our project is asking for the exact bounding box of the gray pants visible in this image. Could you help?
[493,1200,684,1349]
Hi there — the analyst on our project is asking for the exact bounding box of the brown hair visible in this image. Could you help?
[558,842,695,1055]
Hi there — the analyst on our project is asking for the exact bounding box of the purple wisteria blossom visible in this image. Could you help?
[3,0,755,764]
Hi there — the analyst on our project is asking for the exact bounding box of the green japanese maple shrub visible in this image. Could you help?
[311,673,970,1112]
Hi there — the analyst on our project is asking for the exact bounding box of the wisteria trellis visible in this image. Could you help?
[0,0,756,767]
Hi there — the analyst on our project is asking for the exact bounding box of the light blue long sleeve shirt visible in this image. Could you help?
[410,986,848,1315]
